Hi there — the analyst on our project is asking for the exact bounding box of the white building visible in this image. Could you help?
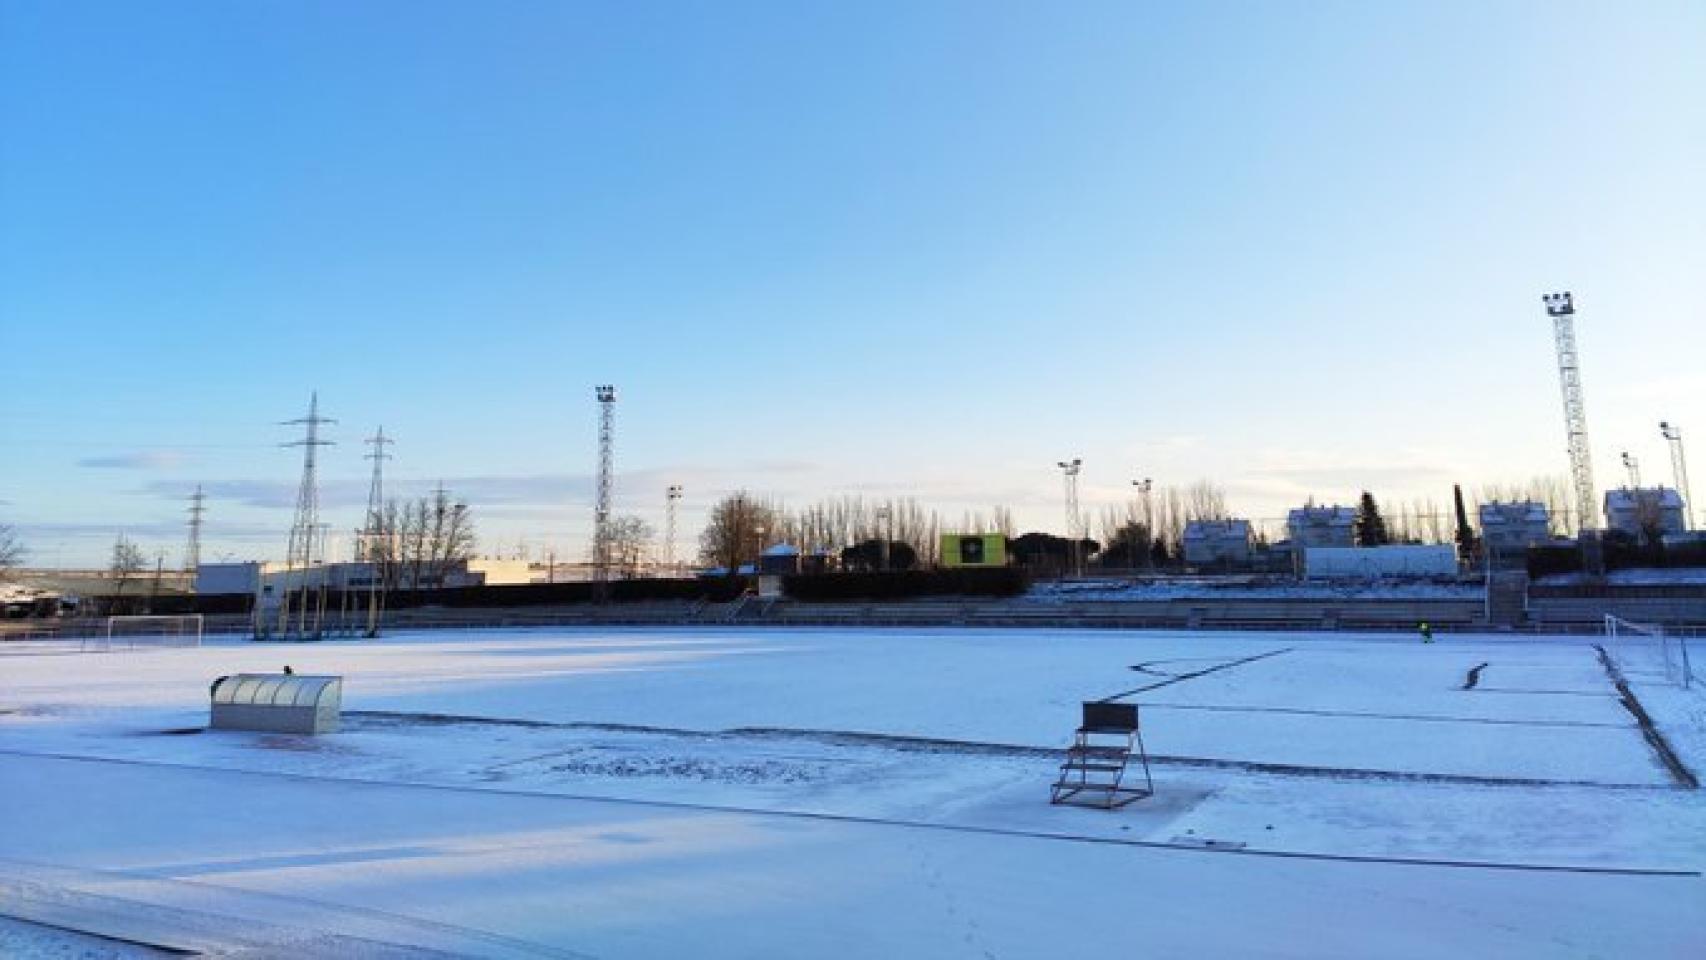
[1603,487,1687,539]
[195,558,533,595]
[1479,501,1552,556]
[1182,520,1252,569]
[1287,505,1357,548]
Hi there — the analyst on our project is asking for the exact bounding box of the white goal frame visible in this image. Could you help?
[86,614,205,652]
[1604,614,1693,689]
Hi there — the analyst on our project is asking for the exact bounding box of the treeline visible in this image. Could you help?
[360,487,477,588]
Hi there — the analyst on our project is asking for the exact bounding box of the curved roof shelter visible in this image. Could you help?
[211,673,342,734]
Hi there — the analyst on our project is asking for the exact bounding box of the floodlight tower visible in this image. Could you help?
[183,485,206,577]
[593,385,616,596]
[1058,458,1083,576]
[1620,451,1641,489]
[665,484,683,575]
[1660,421,1694,529]
[279,392,335,639]
[1544,292,1598,534]
[1131,477,1153,571]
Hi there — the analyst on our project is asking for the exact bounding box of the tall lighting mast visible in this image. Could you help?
[1660,421,1694,529]
[1544,293,1598,534]
[593,385,616,598]
[665,484,683,575]
[1057,459,1083,576]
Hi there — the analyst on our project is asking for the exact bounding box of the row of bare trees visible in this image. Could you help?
[696,492,1023,572]
[362,487,478,588]
[696,486,1241,573]
[689,474,1587,575]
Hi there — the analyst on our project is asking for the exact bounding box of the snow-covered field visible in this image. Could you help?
[1,627,1701,958]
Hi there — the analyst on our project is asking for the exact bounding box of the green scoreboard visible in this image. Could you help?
[941,533,1007,568]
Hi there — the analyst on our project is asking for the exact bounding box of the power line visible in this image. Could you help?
[277,392,335,640]
[360,426,394,638]
[182,485,206,576]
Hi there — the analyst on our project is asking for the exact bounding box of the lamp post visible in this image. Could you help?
[1132,477,1153,572]
[1057,459,1083,577]
[1660,421,1694,530]
[1621,451,1641,489]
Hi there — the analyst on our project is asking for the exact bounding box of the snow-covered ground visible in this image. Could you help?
[1,627,1701,957]
[1026,577,1484,601]
[1536,567,1706,587]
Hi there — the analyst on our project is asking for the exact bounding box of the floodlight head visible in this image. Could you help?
[1660,421,1678,440]
[667,484,683,498]
[1542,292,1574,317]
[596,385,616,403]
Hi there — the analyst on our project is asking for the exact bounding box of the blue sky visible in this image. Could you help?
[3,1,1703,566]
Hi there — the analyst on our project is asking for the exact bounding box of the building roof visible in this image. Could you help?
[1478,501,1549,524]
[1183,519,1252,539]
[1287,505,1356,525]
[1604,487,1685,510]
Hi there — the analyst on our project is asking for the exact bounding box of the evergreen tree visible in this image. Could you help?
[1452,483,1477,559]
[1354,491,1390,546]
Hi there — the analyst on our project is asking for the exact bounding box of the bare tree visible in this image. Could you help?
[366,500,404,589]
[0,524,23,579]
[608,514,654,578]
[1476,475,1576,537]
[108,534,148,613]
[699,491,782,572]
[425,488,476,582]
[1184,480,1228,523]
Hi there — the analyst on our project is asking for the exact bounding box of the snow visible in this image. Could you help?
[1026,577,1483,601]
[1537,567,1706,587]
[0,916,166,959]
[1,626,1702,957]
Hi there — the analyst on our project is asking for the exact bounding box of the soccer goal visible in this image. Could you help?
[85,614,205,652]
[1604,614,1693,689]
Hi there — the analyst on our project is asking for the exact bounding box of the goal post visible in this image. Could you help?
[1604,614,1693,689]
[98,614,205,651]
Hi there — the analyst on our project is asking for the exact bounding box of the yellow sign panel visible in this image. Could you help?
[940,533,1007,568]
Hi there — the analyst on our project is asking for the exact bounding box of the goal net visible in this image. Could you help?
[1604,615,1693,689]
[86,615,205,652]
